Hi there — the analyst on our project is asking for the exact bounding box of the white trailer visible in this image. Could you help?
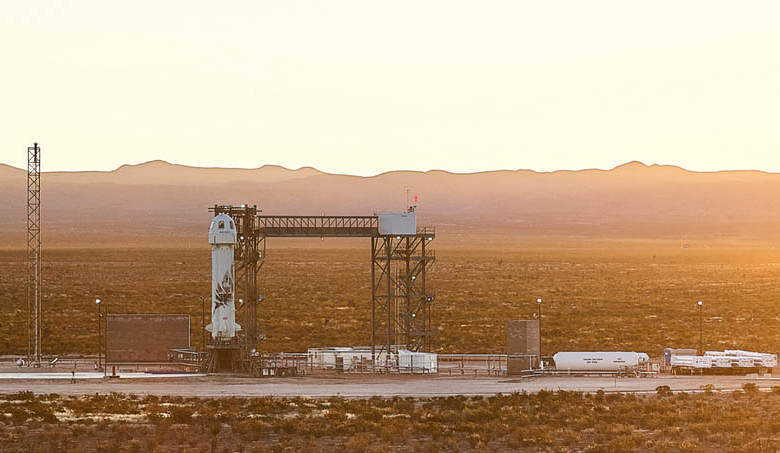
[552,352,643,373]
[671,350,777,374]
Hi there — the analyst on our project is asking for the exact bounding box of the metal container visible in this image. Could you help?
[378,212,417,235]
[398,349,438,373]
[663,348,697,366]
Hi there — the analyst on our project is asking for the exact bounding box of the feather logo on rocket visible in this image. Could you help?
[214,271,233,313]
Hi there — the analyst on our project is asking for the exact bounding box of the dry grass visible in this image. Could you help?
[2,237,780,356]
[2,389,780,452]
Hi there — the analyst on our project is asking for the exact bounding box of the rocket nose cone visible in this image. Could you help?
[209,213,238,244]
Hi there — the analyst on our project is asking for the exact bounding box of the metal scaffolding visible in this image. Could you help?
[371,232,436,368]
[27,143,42,367]
[204,205,435,373]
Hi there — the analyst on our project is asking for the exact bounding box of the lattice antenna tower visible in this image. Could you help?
[27,143,42,367]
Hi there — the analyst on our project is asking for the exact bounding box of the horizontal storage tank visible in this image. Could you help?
[553,352,641,371]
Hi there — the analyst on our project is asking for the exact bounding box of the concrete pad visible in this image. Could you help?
[0,373,770,398]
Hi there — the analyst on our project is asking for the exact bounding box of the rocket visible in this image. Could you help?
[206,213,241,339]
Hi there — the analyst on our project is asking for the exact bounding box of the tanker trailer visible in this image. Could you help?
[552,351,642,372]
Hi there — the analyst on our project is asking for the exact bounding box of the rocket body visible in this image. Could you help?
[207,214,241,340]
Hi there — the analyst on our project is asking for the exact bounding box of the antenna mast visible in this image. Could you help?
[27,143,42,367]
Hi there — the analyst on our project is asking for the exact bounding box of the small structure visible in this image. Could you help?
[378,212,417,235]
[507,320,540,375]
[253,353,308,377]
[307,347,396,372]
[398,349,438,373]
[663,348,697,366]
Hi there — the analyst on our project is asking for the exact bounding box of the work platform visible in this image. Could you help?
[204,206,437,374]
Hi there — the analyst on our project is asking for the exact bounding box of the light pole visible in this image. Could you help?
[104,301,108,378]
[697,300,703,355]
[536,298,542,369]
[95,299,101,371]
[200,296,206,350]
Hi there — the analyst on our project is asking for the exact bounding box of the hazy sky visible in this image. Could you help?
[1,1,778,175]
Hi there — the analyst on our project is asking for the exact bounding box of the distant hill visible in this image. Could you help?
[1,160,780,246]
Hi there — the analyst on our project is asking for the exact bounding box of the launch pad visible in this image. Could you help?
[204,205,436,374]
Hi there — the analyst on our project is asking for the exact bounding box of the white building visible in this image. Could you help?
[398,349,438,374]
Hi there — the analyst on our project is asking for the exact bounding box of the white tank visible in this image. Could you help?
[206,214,241,340]
[553,351,641,371]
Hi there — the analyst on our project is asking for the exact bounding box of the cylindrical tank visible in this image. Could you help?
[553,351,640,371]
[207,214,241,340]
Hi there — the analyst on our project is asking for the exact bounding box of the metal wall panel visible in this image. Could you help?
[507,320,539,355]
[507,320,540,375]
[106,314,190,363]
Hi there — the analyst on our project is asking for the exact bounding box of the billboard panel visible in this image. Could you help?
[106,314,190,363]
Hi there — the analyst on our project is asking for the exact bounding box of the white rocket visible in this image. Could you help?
[206,213,241,339]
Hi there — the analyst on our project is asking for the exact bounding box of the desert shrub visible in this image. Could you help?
[9,408,29,425]
[655,385,672,397]
[341,433,374,452]
[742,383,759,395]
[678,439,703,453]
[5,391,35,401]
[169,405,194,424]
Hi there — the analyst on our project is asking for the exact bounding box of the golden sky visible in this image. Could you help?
[1,1,778,175]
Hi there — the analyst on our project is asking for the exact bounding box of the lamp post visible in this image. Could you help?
[697,300,703,355]
[95,299,101,371]
[536,298,542,369]
[200,296,206,350]
[104,301,108,378]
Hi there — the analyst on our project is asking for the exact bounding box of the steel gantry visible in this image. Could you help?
[205,205,265,374]
[205,205,435,372]
[370,231,436,368]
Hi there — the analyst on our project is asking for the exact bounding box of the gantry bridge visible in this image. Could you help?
[208,205,436,373]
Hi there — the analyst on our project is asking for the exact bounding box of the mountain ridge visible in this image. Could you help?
[2,159,777,183]
[2,159,780,244]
